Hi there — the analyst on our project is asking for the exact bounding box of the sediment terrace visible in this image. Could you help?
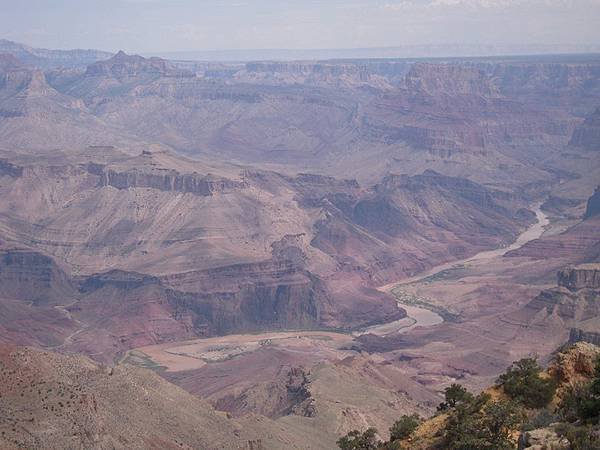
[128,330,354,373]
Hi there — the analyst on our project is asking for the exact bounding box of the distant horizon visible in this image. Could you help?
[4,37,600,63]
[146,43,600,63]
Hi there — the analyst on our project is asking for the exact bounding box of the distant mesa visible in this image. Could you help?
[0,52,62,111]
[404,62,498,96]
[85,50,194,79]
[0,52,25,71]
[0,38,112,69]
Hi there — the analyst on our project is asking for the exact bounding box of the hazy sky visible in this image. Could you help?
[1,0,599,53]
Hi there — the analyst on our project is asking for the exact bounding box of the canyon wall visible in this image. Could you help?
[569,328,600,346]
[88,164,247,196]
[558,264,600,291]
[570,108,600,151]
[584,187,600,219]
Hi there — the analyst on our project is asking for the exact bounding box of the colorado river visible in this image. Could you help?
[363,203,549,336]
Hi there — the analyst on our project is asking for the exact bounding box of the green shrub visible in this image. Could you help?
[559,382,591,423]
[389,414,421,441]
[555,423,600,450]
[378,441,401,450]
[497,358,556,409]
[443,392,523,450]
[438,383,474,411]
[337,428,381,450]
[558,355,600,425]
[584,356,600,424]
[521,408,559,431]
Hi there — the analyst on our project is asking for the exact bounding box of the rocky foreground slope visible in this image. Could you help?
[0,345,314,449]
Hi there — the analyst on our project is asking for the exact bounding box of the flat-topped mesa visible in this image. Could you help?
[404,62,498,96]
[558,263,600,291]
[241,61,411,86]
[85,50,194,79]
[88,164,247,196]
[488,62,600,95]
[584,186,600,219]
[245,61,369,80]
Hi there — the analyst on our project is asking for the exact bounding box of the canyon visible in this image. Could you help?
[0,41,598,449]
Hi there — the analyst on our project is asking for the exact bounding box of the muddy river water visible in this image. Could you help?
[366,204,549,336]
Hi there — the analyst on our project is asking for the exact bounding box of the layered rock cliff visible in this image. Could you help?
[0,249,75,305]
[240,60,410,86]
[88,164,247,196]
[558,263,600,291]
[569,328,600,346]
[507,264,600,350]
[246,61,370,80]
[584,186,600,219]
[569,108,600,151]
[404,63,498,96]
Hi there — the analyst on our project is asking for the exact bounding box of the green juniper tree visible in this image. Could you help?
[497,357,556,409]
[389,414,421,441]
[438,383,474,411]
[443,393,522,450]
[337,428,381,450]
